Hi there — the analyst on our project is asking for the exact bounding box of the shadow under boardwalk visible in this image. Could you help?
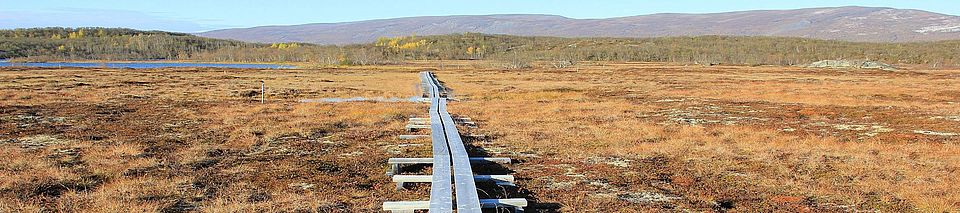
[462,133,563,213]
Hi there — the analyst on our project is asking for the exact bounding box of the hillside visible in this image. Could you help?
[4,28,960,67]
[199,6,960,44]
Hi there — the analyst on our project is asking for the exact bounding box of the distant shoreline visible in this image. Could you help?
[0,60,297,69]
[3,59,287,65]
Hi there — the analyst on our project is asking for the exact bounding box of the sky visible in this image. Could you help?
[1,0,958,32]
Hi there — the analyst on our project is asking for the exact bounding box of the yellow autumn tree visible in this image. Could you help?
[270,43,301,49]
[399,40,425,50]
[375,37,393,47]
[68,29,85,39]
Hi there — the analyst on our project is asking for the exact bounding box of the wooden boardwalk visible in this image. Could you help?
[382,72,526,212]
[426,72,455,212]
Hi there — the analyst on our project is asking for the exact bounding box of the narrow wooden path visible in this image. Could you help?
[383,72,527,212]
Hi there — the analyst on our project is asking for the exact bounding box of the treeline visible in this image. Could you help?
[392,33,960,67]
[0,27,192,38]
[3,28,960,67]
[191,45,388,65]
[0,27,254,61]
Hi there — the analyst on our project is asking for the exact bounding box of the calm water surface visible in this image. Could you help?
[0,60,294,69]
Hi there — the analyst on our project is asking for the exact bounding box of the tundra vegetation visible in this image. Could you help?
[1,61,959,212]
[1,27,959,212]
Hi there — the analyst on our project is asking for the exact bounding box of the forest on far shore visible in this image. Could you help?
[2,27,959,68]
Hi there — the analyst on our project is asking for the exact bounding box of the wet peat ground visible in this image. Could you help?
[1,63,959,212]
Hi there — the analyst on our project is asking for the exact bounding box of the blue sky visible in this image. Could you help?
[1,0,957,32]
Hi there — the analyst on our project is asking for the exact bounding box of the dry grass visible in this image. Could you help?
[439,63,960,212]
[1,62,959,212]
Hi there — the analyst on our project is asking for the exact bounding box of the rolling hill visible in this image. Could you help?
[199,6,960,44]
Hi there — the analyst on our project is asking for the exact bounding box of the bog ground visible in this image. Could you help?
[1,62,958,212]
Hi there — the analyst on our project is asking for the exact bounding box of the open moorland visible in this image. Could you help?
[1,62,959,212]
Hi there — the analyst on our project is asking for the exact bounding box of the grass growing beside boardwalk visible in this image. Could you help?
[0,67,424,211]
[443,63,960,211]
[1,62,959,212]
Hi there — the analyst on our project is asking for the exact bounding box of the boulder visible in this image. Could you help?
[807,60,897,71]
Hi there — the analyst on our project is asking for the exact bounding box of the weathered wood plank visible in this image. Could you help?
[398,135,429,140]
[393,175,516,189]
[424,72,453,212]
[404,124,430,131]
[407,120,430,125]
[388,157,511,164]
[480,198,528,208]
[393,175,515,183]
[409,118,473,123]
[386,72,522,213]
[439,98,483,212]
[387,157,511,177]
[383,201,429,211]
[383,199,528,211]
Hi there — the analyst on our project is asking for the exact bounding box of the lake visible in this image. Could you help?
[0,60,295,69]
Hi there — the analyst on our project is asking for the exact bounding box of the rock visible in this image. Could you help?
[15,135,68,149]
[807,60,855,69]
[806,60,897,71]
[13,115,66,128]
[860,61,897,71]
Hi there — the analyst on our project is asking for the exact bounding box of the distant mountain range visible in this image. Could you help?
[199,6,960,44]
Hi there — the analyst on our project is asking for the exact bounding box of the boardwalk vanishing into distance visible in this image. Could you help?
[383,72,527,212]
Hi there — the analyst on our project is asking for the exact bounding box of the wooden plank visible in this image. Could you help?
[427,72,448,98]
[404,124,430,131]
[411,117,470,122]
[480,198,528,208]
[388,157,511,164]
[389,72,529,212]
[393,175,515,183]
[386,72,526,213]
[387,157,510,177]
[423,72,453,212]
[398,135,429,140]
[410,121,476,128]
[383,201,429,211]
[405,124,430,128]
[439,98,483,212]
[383,199,527,211]
[407,120,430,125]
